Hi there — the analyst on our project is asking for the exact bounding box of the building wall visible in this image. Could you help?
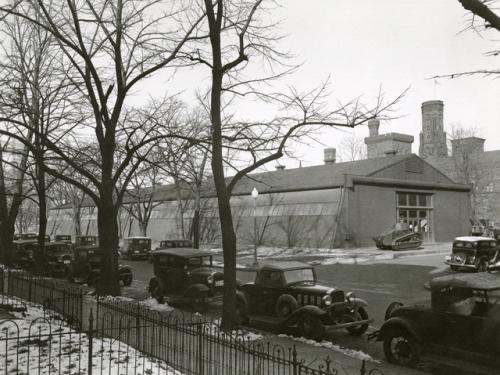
[346,183,470,247]
[47,188,344,249]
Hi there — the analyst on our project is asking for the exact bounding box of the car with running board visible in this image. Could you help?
[235,261,372,340]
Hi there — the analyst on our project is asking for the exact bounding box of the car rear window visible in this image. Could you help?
[454,242,474,248]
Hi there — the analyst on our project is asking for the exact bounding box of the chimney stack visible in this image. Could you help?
[324,148,336,164]
[368,119,380,137]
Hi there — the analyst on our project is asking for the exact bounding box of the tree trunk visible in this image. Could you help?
[96,198,121,296]
[36,155,47,274]
[139,221,147,237]
[191,208,201,249]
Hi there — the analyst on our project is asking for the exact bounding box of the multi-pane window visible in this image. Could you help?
[396,192,433,241]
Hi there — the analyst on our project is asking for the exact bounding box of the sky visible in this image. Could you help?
[133,0,500,169]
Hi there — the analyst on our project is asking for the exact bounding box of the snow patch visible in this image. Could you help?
[277,334,378,363]
[138,297,174,312]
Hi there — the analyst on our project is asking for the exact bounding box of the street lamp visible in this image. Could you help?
[251,187,259,266]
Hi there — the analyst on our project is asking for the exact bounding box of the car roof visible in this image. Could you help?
[454,236,496,242]
[45,241,71,246]
[124,236,151,240]
[259,261,312,271]
[13,239,38,244]
[152,248,212,257]
[430,273,500,291]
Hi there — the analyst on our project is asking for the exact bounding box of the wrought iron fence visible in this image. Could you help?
[95,298,385,375]
[0,266,385,375]
[5,269,84,328]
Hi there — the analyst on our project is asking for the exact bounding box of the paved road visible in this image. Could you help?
[118,251,499,374]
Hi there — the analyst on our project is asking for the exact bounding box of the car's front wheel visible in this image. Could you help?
[149,279,165,304]
[297,314,324,341]
[346,306,369,336]
[383,329,420,367]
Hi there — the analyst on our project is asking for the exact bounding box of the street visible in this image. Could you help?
[117,249,500,374]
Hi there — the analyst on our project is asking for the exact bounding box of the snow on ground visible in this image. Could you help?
[138,297,174,312]
[277,334,378,363]
[203,318,263,341]
[0,299,180,375]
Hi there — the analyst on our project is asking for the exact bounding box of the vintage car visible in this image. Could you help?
[370,273,500,369]
[13,233,50,242]
[148,248,224,312]
[236,262,372,340]
[155,239,193,250]
[11,239,38,270]
[121,236,151,260]
[444,236,500,272]
[148,238,194,262]
[54,234,72,244]
[73,235,98,248]
[44,241,73,277]
[67,245,133,287]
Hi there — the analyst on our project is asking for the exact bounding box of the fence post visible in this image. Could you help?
[88,309,94,375]
[360,359,366,375]
[197,323,204,375]
[292,345,298,375]
[28,274,33,301]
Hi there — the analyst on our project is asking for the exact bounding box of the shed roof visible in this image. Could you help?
[430,273,500,291]
[259,261,312,271]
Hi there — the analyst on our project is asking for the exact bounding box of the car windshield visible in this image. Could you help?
[47,245,70,254]
[186,256,211,267]
[283,268,315,284]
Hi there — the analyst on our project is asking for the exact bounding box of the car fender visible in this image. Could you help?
[283,305,329,325]
[352,297,368,309]
[379,317,422,343]
[184,283,210,297]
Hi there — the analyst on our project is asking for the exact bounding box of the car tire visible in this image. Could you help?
[475,258,488,273]
[275,294,299,318]
[149,279,165,304]
[384,302,403,321]
[450,265,459,271]
[298,314,324,341]
[190,291,208,313]
[346,306,369,336]
[383,329,421,367]
[236,292,249,325]
[122,273,133,287]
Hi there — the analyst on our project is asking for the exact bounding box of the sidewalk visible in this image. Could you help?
[227,242,451,268]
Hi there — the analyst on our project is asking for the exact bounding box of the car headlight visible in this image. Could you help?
[346,291,356,303]
[207,275,214,284]
[322,294,332,306]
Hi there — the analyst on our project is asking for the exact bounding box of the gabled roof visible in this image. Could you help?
[231,154,412,195]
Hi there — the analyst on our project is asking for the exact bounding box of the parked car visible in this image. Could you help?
[121,236,151,260]
[73,235,98,248]
[54,234,72,244]
[236,262,372,340]
[13,233,50,242]
[148,239,194,262]
[445,236,500,272]
[148,248,224,312]
[44,241,73,277]
[67,245,133,287]
[155,239,193,250]
[11,239,38,270]
[370,273,500,369]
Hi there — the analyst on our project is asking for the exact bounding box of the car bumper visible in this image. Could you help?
[444,259,477,269]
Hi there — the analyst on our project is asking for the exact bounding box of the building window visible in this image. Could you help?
[396,192,433,242]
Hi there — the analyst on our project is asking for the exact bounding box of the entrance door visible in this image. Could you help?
[396,192,434,242]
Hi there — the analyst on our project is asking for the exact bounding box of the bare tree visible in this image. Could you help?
[0,0,205,295]
[192,0,405,329]
[337,133,367,162]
